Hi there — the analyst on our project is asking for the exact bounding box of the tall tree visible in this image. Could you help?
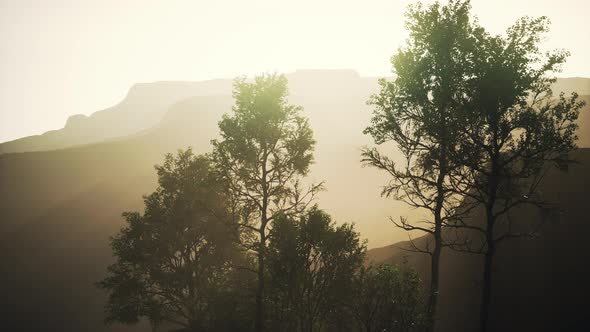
[267,207,366,332]
[362,1,477,330]
[212,74,323,332]
[98,149,243,331]
[451,15,585,332]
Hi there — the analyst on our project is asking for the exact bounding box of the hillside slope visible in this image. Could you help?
[367,148,590,331]
[0,72,395,332]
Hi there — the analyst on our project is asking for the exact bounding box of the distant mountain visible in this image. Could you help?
[0,70,377,154]
[0,79,233,154]
[3,74,584,155]
[0,71,588,331]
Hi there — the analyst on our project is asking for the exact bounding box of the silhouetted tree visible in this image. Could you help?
[351,264,425,332]
[449,15,585,332]
[266,207,366,332]
[212,74,323,332]
[362,1,477,330]
[98,149,246,331]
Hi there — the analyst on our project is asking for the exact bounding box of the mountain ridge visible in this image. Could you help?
[4,73,586,155]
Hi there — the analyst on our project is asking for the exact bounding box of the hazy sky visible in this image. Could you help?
[1,0,588,143]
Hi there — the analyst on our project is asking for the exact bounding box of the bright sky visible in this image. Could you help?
[1,0,588,143]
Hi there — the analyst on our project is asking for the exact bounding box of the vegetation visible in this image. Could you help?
[363,0,584,331]
[450,11,584,332]
[97,149,249,330]
[362,1,476,330]
[267,208,366,332]
[100,76,425,331]
[211,73,323,332]
[351,264,425,332]
[100,147,425,332]
[99,2,584,332]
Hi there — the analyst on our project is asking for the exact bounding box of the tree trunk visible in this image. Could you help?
[480,206,495,332]
[256,148,269,332]
[480,156,498,332]
[427,159,446,332]
[480,247,494,332]
[426,235,442,332]
[255,232,266,332]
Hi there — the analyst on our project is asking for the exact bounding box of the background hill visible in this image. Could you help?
[366,148,590,331]
[0,79,232,154]
[0,72,588,331]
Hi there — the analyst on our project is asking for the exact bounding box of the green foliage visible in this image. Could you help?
[266,207,366,332]
[212,74,321,228]
[456,13,584,204]
[363,0,475,221]
[351,264,426,332]
[97,149,247,330]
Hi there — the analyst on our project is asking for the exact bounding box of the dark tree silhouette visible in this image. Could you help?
[212,74,323,332]
[362,1,477,330]
[97,149,243,331]
[449,15,585,332]
[351,264,425,332]
[266,207,366,332]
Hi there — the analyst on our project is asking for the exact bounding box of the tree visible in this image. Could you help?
[212,74,323,332]
[362,1,477,330]
[351,264,425,332]
[266,207,366,332]
[450,15,585,332]
[98,149,244,331]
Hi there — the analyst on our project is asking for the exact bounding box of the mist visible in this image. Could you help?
[1,1,590,332]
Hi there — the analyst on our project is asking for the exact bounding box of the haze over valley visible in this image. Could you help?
[2,1,590,331]
[1,71,589,331]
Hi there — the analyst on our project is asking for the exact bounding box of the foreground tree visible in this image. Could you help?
[267,208,366,332]
[351,264,425,332]
[212,74,323,332]
[98,149,245,331]
[362,1,477,330]
[452,15,585,332]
